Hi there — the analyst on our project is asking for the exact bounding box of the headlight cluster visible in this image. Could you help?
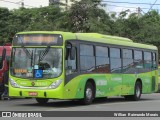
[48,79,62,89]
[9,78,62,89]
[10,78,19,88]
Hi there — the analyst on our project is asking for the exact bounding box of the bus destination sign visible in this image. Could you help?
[13,34,63,46]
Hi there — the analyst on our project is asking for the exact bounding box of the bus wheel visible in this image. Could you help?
[36,98,49,105]
[81,82,94,105]
[124,81,142,101]
[133,81,142,101]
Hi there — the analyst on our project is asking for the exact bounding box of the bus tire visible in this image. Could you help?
[36,98,49,105]
[81,82,94,105]
[133,81,142,101]
[124,81,142,101]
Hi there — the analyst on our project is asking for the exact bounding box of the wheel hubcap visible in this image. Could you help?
[86,88,92,100]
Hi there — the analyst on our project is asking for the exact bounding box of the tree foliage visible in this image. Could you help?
[0,0,160,52]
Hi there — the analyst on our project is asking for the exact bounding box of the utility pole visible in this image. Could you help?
[137,7,141,18]
[21,1,24,8]
[65,0,68,10]
[20,0,24,7]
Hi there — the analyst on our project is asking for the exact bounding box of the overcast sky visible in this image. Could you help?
[0,0,49,9]
[0,0,160,14]
[104,0,160,14]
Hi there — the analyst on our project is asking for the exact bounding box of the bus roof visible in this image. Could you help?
[16,31,157,51]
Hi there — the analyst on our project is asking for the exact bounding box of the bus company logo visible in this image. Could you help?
[2,112,11,117]
[31,82,35,86]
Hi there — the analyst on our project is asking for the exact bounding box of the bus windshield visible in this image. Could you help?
[10,47,62,79]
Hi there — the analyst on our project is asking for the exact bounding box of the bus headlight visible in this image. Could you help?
[48,79,62,89]
[10,78,19,88]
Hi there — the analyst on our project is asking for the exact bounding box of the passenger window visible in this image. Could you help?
[144,52,152,69]
[80,44,95,72]
[134,50,143,69]
[95,46,110,73]
[122,49,134,73]
[110,48,121,73]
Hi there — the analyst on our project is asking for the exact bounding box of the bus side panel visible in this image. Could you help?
[139,71,158,94]
[64,75,86,99]
[121,74,135,95]
[64,74,124,99]
[140,72,153,94]
[64,71,158,99]
[64,74,113,99]
[107,74,122,97]
[152,70,159,92]
[121,71,158,95]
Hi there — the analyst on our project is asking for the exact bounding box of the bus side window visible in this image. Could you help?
[144,52,152,70]
[110,48,121,73]
[134,50,143,69]
[65,47,77,75]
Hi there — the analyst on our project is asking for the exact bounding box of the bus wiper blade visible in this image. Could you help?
[39,46,50,61]
[19,37,32,59]
[22,45,32,59]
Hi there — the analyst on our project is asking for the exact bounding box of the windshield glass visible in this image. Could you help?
[10,47,62,79]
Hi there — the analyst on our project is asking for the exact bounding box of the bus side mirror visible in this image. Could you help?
[65,44,72,60]
[70,47,75,60]
[65,48,69,60]
[65,43,76,60]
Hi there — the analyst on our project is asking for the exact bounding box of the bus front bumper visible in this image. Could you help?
[9,86,64,99]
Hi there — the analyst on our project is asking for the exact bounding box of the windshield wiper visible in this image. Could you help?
[19,37,32,59]
[21,46,34,68]
[22,46,32,59]
[39,46,50,61]
[19,37,33,67]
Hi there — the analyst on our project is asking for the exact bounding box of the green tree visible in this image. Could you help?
[67,0,112,33]
[0,7,11,44]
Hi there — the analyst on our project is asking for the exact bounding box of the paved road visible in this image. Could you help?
[0,93,160,111]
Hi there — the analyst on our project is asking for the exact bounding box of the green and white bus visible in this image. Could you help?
[9,31,158,105]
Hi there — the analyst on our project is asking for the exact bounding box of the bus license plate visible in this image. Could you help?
[28,92,38,96]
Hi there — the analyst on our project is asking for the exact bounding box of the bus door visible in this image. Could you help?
[65,42,78,85]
